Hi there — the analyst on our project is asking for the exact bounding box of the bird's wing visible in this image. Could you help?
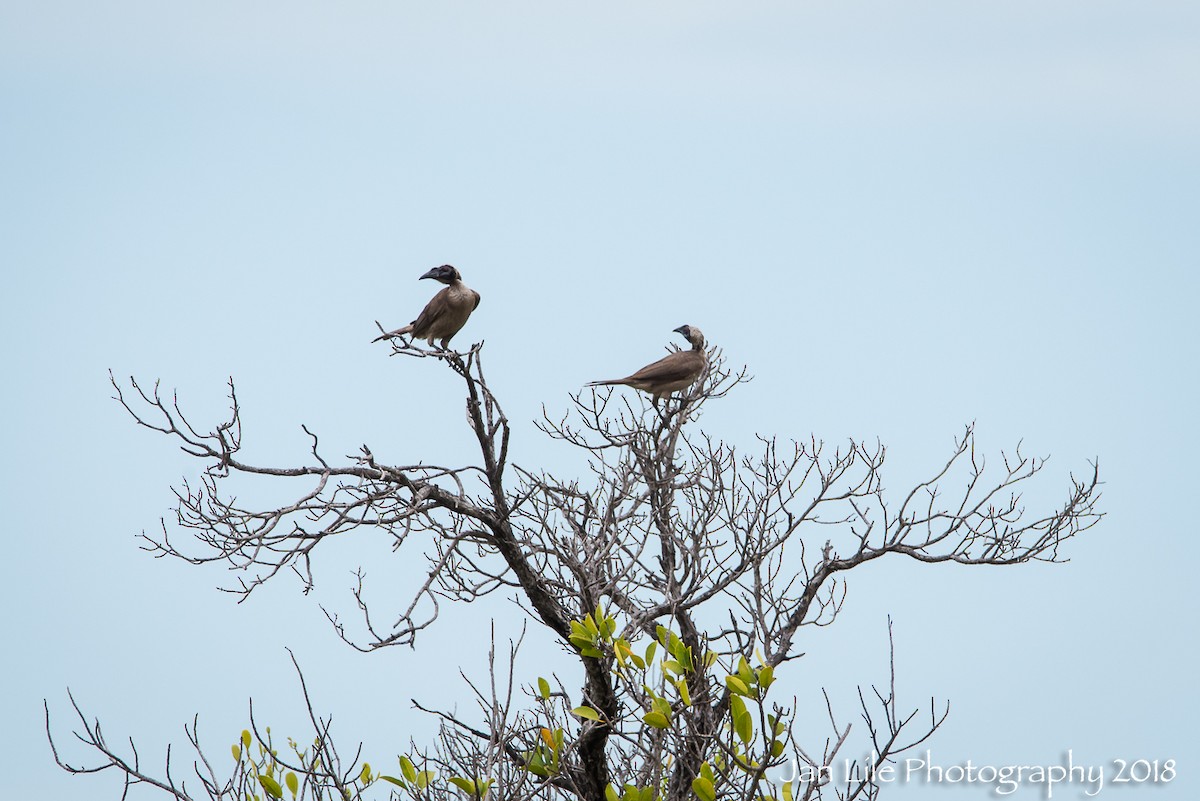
[409,288,452,336]
[624,351,700,384]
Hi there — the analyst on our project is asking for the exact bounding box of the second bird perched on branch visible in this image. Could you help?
[587,325,707,403]
[374,264,481,350]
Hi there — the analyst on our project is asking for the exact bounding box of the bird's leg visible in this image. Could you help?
[651,395,670,422]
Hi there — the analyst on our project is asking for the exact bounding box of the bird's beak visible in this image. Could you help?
[673,325,690,336]
[419,268,440,280]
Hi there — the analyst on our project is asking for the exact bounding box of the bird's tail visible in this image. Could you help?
[373,323,414,342]
[587,380,621,387]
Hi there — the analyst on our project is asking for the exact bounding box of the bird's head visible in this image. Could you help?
[673,324,705,349]
[419,264,461,284]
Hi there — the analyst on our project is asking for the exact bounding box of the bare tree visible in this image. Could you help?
[48,339,1101,801]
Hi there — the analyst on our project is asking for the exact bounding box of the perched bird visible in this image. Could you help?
[588,325,707,402]
[373,264,481,349]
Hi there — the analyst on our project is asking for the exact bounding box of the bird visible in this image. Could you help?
[587,325,707,402]
[373,264,481,350]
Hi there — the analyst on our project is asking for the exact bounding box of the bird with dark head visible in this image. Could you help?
[373,264,481,350]
[587,325,707,403]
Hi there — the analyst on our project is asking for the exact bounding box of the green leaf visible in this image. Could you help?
[258,775,283,800]
[701,761,715,783]
[572,706,601,721]
[738,656,755,687]
[380,776,406,788]
[449,776,477,796]
[537,677,551,699]
[285,772,299,797]
[668,631,686,660]
[692,775,716,801]
[360,762,372,784]
[642,710,671,729]
[232,744,242,762]
[593,604,608,636]
[679,646,694,673]
[735,710,753,744]
[725,675,752,696]
[623,783,655,801]
[417,771,434,789]
[729,694,753,744]
[644,641,658,665]
[525,753,549,778]
[676,678,692,707]
[242,730,252,750]
[580,646,605,659]
[782,779,794,801]
[771,739,785,758]
[758,664,774,689]
[605,783,620,801]
[399,755,418,783]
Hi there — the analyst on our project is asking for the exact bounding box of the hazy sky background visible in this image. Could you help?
[2,2,1198,799]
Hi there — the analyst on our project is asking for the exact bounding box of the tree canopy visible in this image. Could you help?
[48,340,1101,801]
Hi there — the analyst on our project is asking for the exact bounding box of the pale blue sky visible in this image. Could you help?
[2,2,1198,799]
